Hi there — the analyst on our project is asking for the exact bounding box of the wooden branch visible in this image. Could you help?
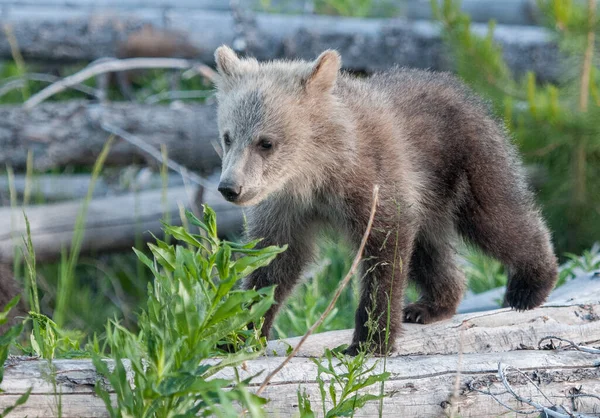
[0,8,562,81]
[0,101,221,173]
[23,58,214,109]
[0,185,242,263]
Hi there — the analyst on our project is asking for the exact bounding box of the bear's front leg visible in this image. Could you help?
[242,203,316,339]
[345,209,417,356]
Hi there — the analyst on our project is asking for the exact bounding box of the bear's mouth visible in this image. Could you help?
[228,188,261,206]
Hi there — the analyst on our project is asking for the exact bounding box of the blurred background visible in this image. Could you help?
[0,0,598,341]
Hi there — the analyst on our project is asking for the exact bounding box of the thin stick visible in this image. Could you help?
[144,89,214,104]
[496,363,594,418]
[23,58,215,109]
[255,185,380,396]
[98,119,214,191]
[538,336,600,354]
[0,73,98,99]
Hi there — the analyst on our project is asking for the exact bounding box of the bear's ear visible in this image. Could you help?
[305,50,341,94]
[215,45,241,77]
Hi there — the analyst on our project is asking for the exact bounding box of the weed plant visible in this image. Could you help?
[92,207,285,417]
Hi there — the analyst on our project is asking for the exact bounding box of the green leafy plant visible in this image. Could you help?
[92,206,286,417]
[274,240,356,338]
[314,0,376,17]
[19,213,85,360]
[298,346,390,418]
[461,248,507,294]
[558,243,600,285]
[0,297,31,416]
[54,137,114,327]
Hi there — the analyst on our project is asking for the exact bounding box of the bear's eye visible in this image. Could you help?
[223,132,231,147]
[258,137,273,150]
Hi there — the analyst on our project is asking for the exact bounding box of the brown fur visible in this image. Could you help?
[213,46,559,355]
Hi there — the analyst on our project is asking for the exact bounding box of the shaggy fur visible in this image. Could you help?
[213,46,559,355]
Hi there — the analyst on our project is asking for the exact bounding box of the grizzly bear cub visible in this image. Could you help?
[213,46,558,355]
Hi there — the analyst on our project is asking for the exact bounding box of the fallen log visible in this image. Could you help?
[0,0,544,25]
[268,273,600,357]
[0,185,243,263]
[0,101,221,172]
[0,172,185,203]
[1,351,599,417]
[1,299,599,417]
[0,8,561,81]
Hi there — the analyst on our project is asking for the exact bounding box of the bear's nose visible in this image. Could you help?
[218,182,242,202]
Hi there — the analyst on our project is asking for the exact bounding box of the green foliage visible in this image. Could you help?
[93,207,286,417]
[557,243,600,285]
[433,0,600,255]
[314,0,376,17]
[258,0,396,17]
[28,312,85,360]
[54,137,114,327]
[297,388,316,418]
[0,297,31,417]
[298,346,390,418]
[461,248,507,294]
[19,213,86,361]
[274,239,356,338]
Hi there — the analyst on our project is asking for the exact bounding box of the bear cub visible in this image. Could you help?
[213,46,558,355]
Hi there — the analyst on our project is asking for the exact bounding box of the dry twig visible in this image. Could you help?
[23,58,216,109]
[144,89,214,104]
[471,361,598,417]
[97,117,214,191]
[255,185,380,396]
[538,336,600,354]
[0,73,98,99]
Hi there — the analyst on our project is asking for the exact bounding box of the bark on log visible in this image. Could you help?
[0,0,543,25]
[2,326,599,416]
[267,277,600,357]
[0,7,561,81]
[0,101,221,172]
[0,278,598,417]
[0,185,243,263]
[0,173,185,203]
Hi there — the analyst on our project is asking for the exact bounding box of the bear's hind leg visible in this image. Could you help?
[404,233,465,324]
[457,183,558,311]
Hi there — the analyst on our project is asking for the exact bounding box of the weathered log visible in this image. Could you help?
[267,275,600,357]
[0,101,221,172]
[0,7,561,81]
[457,286,505,313]
[1,330,599,416]
[0,275,598,416]
[0,173,185,203]
[0,185,243,263]
[0,0,544,25]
